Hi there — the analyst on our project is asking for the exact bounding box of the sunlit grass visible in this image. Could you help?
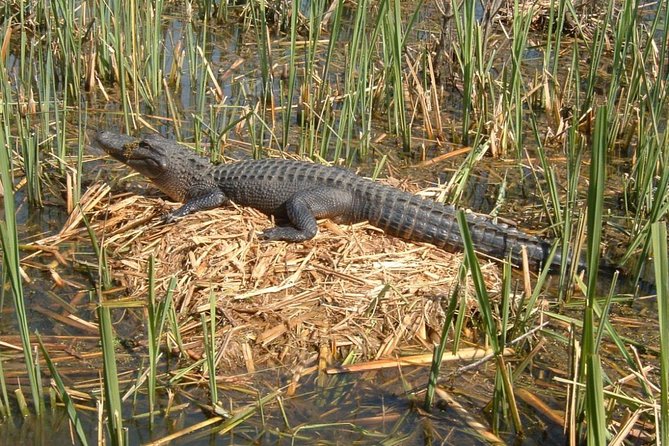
[451,0,480,145]
[383,0,410,151]
[652,222,669,445]
[578,105,608,444]
[98,298,125,445]
[37,334,89,446]
[202,289,219,410]
[423,261,466,410]
[456,210,523,434]
[503,0,533,157]
[1,0,669,443]
[146,257,173,424]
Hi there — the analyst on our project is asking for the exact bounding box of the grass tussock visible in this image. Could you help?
[51,184,502,370]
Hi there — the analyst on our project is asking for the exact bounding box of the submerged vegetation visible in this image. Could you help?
[0,0,668,443]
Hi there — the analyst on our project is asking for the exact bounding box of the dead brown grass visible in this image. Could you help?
[44,181,502,372]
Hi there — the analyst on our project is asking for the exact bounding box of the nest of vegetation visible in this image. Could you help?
[54,180,503,371]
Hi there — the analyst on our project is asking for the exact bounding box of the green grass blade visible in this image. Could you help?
[585,352,607,445]
[456,210,499,352]
[585,107,607,297]
[423,262,467,409]
[652,221,669,445]
[201,290,218,408]
[98,301,124,445]
[37,334,89,446]
[581,105,608,442]
[146,256,158,424]
[281,0,299,149]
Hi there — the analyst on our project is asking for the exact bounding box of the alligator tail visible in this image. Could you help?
[357,182,558,270]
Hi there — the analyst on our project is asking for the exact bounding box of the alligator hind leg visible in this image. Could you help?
[260,187,354,242]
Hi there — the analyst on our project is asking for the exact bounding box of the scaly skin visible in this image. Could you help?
[93,131,561,270]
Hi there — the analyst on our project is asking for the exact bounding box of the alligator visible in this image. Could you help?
[93,131,563,270]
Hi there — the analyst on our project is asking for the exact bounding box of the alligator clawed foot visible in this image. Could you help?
[258,228,280,241]
[162,212,179,224]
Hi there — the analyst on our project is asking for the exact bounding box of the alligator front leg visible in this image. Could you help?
[163,190,230,223]
[260,187,354,242]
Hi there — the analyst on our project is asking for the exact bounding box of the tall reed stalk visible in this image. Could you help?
[202,291,218,408]
[38,335,89,445]
[504,0,532,157]
[315,0,345,158]
[98,300,125,446]
[652,222,669,445]
[299,0,331,157]
[146,257,173,424]
[0,355,9,420]
[193,17,210,148]
[616,0,669,281]
[457,211,520,433]
[144,0,165,100]
[577,106,608,444]
[280,0,299,150]
[251,0,272,150]
[580,0,611,116]
[423,262,467,409]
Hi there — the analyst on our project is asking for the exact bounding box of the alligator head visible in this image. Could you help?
[93,131,215,202]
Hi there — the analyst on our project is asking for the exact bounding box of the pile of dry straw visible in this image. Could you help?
[53,180,503,371]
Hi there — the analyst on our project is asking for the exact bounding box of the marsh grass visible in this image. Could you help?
[423,261,466,410]
[146,257,173,424]
[450,0,480,145]
[81,210,112,291]
[279,0,299,151]
[457,211,524,433]
[250,0,272,149]
[333,0,372,161]
[383,0,410,151]
[0,359,8,420]
[202,290,219,409]
[503,0,533,157]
